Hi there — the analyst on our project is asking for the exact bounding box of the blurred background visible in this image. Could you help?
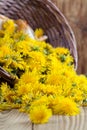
[52,0,87,74]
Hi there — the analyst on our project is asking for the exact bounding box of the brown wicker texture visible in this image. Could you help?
[0,0,78,84]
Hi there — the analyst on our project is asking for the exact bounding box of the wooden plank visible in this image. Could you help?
[33,115,59,130]
[0,107,87,130]
[0,109,32,130]
[34,107,87,130]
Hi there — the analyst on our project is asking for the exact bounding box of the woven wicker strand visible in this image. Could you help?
[0,0,78,84]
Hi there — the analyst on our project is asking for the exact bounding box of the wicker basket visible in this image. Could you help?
[0,0,78,130]
[0,0,78,83]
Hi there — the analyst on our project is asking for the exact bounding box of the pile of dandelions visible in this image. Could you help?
[0,19,87,124]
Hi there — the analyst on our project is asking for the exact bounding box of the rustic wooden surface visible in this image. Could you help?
[52,0,87,74]
[0,107,87,130]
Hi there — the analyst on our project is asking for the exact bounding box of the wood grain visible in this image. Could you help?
[0,107,87,130]
[0,110,32,130]
[34,107,87,130]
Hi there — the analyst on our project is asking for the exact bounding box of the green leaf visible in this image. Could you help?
[60,54,66,62]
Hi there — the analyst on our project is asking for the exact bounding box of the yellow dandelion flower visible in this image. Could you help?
[17,83,32,96]
[0,45,12,58]
[65,55,74,65]
[46,73,67,86]
[1,83,10,96]
[78,75,87,89]
[22,94,32,104]
[3,19,15,35]
[4,90,16,103]
[35,28,44,38]
[54,47,69,55]
[29,105,52,124]
[19,70,39,84]
[53,97,80,115]
[71,89,84,103]
[14,40,31,55]
[29,51,46,70]
[0,34,14,46]
[31,95,49,106]
[48,54,62,71]
[42,84,58,95]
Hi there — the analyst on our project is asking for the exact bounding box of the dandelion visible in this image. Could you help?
[35,28,44,38]
[0,45,12,58]
[19,70,39,84]
[54,47,69,55]
[16,83,32,96]
[52,97,80,115]
[2,19,15,35]
[1,83,10,97]
[29,105,52,124]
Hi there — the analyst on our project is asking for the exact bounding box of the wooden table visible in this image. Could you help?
[0,107,87,130]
